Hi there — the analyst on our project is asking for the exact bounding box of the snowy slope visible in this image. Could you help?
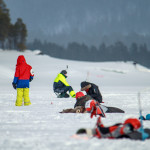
[0,49,150,150]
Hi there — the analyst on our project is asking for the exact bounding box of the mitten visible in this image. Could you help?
[12,83,17,89]
[29,77,33,82]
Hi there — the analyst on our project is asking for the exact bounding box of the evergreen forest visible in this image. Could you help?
[1,0,150,68]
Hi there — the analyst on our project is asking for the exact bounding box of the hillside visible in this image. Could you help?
[0,49,150,150]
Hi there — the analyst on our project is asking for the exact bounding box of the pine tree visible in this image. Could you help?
[129,42,138,61]
[8,24,15,49]
[14,18,27,51]
[0,0,10,49]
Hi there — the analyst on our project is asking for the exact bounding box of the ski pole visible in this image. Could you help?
[66,65,68,71]
[138,92,148,141]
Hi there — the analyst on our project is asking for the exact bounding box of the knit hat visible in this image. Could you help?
[60,70,67,75]
[76,92,85,99]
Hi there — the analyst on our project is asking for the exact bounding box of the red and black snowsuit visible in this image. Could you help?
[94,117,141,139]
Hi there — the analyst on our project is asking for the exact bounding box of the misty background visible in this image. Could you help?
[2,0,150,68]
[5,0,150,47]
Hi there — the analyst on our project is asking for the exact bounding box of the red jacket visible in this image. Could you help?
[13,55,34,88]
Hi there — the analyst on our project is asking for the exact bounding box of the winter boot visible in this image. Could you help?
[57,93,69,98]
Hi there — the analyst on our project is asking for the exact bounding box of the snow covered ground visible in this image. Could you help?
[0,49,150,150]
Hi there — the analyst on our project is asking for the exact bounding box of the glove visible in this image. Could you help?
[12,83,17,89]
[70,90,76,98]
[29,78,33,82]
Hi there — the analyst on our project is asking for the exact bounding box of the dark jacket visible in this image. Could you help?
[81,81,103,103]
[53,73,69,92]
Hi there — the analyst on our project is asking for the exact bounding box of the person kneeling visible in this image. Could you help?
[53,70,75,98]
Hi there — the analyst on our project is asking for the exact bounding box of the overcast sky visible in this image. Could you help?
[5,0,150,46]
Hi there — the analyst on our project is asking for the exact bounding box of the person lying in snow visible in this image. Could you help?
[12,55,34,106]
[60,91,105,114]
[60,92,124,114]
[80,81,103,103]
[53,70,76,98]
[76,116,150,140]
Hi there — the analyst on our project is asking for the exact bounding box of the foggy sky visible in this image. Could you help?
[5,0,150,46]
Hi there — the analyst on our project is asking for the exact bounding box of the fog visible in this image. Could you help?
[5,0,150,47]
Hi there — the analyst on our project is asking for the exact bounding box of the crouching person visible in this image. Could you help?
[12,55,34,106]
[53,70,75,98]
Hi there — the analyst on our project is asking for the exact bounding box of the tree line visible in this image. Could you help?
[27,39,150,68]
[0,0,27,50]
[1,0,150,68]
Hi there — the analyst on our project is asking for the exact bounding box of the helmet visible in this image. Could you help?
[124,118,141,130]
[60,70,67,75]
[146,114,150,120]
[76,92,85,99]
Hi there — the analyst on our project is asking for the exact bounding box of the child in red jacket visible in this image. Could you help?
[12,55,34,106]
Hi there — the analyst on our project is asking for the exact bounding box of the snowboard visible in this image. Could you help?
[104,106,125,113]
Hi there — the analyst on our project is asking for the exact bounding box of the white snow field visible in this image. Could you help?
[0,49,150,150]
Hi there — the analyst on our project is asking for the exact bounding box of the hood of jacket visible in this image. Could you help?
[80,81,91,91]
[16,55,27,66]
